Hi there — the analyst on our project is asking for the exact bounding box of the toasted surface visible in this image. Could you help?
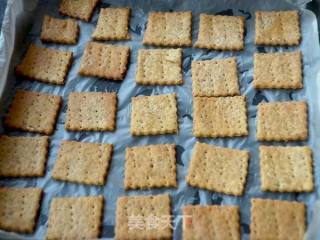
[65,92,117,131]
[59,0,99,22]
[125,144,177,189]
[115,194,172,240]
[0,187,42,233]
[131,93,178,136]
[5,90,62,135]
[16,44,73,85]
[143,11,192,47]
[136,49,183,85]
[256,101,308,141]
[195,14,245,50]
[250,198,305,240]
[186,142,249,196]
[255,10,301,46]
[0,135,49,177]
[47,196,104,240]
[183,205,240,240]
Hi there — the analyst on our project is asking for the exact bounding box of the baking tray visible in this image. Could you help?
[0,0,320,239]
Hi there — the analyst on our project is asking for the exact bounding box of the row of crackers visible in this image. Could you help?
[0,188,306,239]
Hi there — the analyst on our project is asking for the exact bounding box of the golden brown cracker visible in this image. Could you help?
[59,0,99,22]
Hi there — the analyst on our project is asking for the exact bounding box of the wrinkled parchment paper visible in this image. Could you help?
[0,0,319,239]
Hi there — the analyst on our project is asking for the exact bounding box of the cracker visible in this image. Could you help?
[186,142,249,196]
[47,196,104,239]
[255,10,301,46]
[125,144,177,190]
[115,194,172,240]
[65,92,117,131]
[250,198,305,240]
[256,101,308,141]
[183,205,240,240]
[253,51,303,89]
[40,15,79,44]
[136,49,183,85]
[16,44,73,85]
[192,57,240,97]
[52,141,113,185]
[0,136,49,177]
[5,90,62,135]
[131,93,178,136]
[143,11,192,47]
[259,146,313,192]
[79,42,130,81]
[92,8,131,41]
[59,0,99,22]
[193,96,248,137]
[195,14,245,51]
[0,187,42,233]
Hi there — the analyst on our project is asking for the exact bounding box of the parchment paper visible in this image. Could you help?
[0,0,319,239]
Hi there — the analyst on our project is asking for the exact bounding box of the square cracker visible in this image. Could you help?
[79,42,130,80]
[52,141,113,185]
[65,92,117,131]
[40,15,79,44]
[0,187,42,233]
[256,101,308,141]
[250,198,305,240]
[115,194,172,240]
[143,11,192,47]
[259,146,313,192]
[0,136,49,177]
[5,90,62,135]
[255,10,301,46]
[183,205,240,240]
[92,8,131,41]
[125,144,177,190]
[59,0,99,22]
[253,51,303,89]
[47,196,104,239]
[192,57,240,97]
[186,142,249,196]
[131,93,178,136]
[195,14,245,51]
[16,44,73,85]
[193,96,248,137]
[136,49,183,85]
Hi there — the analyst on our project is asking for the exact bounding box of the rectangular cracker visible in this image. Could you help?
[250,198,305,240]
[256,101,308,141]
[255,10,301,46]
[193,96,248,137]
[143,11,192,47]
[131,93,178,136]
[125,144,177,190]
[40,15,79,44]
[5,90,62,135]
[186,142,249,196]
[52,141,113,185]
[65,92,117,131]
[253,51,303,89]
[195,14,245,50]
[115,194,172,240]
[92,8,131,41]
[0,187,42,233]
[192,57,240,97]
[183,205,240,240]
[0,136,49,177]
[16,44,73,85]
[59,0,99,22]
[259,146,313,192]
[79,42,130,80]
[136,49,183,85]
[47,196,104,239]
